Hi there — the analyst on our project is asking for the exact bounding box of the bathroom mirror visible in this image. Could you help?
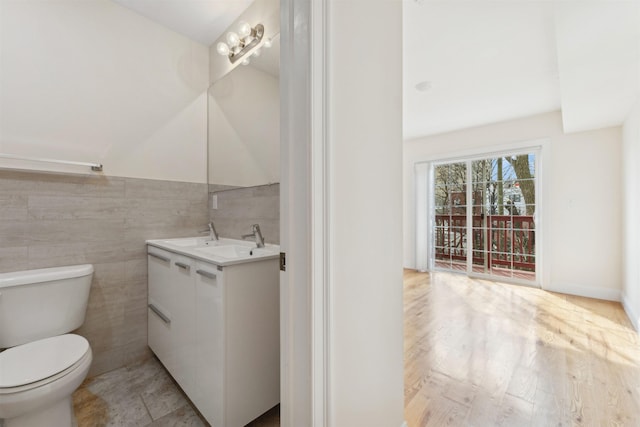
[207,34,280,188]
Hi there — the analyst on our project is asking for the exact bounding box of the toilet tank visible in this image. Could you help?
[0,264,93,348]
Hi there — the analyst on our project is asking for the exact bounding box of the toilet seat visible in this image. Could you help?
[0,334,90,392]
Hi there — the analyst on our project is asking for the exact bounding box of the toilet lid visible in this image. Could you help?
[0,334,89,388]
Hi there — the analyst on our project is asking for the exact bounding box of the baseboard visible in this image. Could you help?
[543,282,621,302]
[622,294,640,332]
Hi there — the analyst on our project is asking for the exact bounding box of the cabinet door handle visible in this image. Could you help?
[148,304,171,324]
[149,252,170,263]
[196,269,216,280]
[175,262,190,270]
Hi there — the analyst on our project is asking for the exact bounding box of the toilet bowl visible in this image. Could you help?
[0,265,94,427]
[0,334,92,427]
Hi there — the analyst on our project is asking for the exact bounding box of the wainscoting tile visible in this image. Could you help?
[0,246,28,273]
[214,195,279,220]
[27,241,128,268]
[210,184,279,244]
[76,263,127,355]
[27,196,126,220]
[121,342,153,370]
[0,171,126,198]
[87,345,127,378]
[1,171,277,381]
[0,220,27,247]
[0,194,27,220]
[125,178,208,201]
[26,219,125,244]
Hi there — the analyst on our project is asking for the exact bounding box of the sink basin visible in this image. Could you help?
[147,237,279,266]
[196,245,250,259]
[156,237,227,248]
[164,237,206,247]
[195,245,276,259]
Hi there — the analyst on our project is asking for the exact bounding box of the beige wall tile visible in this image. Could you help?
[28,196,126,220]
[0,194,28,220]
[27,241,127,268]
[1,172,276,379]
[210,183,280,244]
[0,171,126,198]
[0,247,28,272]
[0,221,27,247]
[26,219,125,244]
[125,178,207,201]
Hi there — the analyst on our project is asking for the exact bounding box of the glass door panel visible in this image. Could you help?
[430,152,537,284]
[470,154,536,281]
[433,162,467,273]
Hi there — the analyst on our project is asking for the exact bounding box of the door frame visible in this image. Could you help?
[414,139,551,288]
[280,0,329,425]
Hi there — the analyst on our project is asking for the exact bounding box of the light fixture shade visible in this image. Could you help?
[216,42,230,56]
[263,38,272,48]
[226,31,240,47]
[238,21,252,38]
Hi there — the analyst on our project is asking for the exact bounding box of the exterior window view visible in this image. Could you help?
[433,153,537,282]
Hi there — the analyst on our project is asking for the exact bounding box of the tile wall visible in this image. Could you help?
[0,170,209,376]
[209,183,280,245]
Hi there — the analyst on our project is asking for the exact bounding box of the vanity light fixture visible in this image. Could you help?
[216,21,272,65]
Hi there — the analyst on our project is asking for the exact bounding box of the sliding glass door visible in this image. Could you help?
[430,151,538,284]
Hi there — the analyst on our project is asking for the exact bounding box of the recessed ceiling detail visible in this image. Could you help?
[403,0,640,139]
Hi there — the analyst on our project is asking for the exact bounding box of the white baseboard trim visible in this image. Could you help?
[622,294,640,332]
[543,282,621,302]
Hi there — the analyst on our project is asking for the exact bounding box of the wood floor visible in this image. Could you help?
[403,270,640,426]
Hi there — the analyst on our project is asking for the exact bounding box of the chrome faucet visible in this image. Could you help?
[242,224,265,248]
[200,222,219,241]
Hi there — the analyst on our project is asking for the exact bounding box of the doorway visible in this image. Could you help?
[429,150,539,285]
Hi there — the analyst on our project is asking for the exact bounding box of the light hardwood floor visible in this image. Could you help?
[404,270,640,426]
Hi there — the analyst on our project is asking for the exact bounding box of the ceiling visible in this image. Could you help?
[111,0,252,46]
[112,0,279,76]
[110,0,639,139]
[404,0,640,139]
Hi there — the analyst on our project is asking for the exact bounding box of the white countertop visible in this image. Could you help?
[146,236,280,267]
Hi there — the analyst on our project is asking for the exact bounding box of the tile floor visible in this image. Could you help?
[73,356,280,427]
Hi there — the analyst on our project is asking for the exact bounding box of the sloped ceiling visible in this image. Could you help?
[110,0,252,46]
[110,0,639,138]
[404,0,640,139]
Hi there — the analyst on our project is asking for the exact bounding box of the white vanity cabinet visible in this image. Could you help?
[147,242,279,427]
[147,248,196,396]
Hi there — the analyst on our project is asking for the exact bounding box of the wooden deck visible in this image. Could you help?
[404,270,640,426]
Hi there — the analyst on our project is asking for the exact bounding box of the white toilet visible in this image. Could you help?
[0,264,94,427]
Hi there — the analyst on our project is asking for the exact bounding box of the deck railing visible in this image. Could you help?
[434,215,535,272]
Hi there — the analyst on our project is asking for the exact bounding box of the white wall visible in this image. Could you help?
[208,65,279,186]
[0,0,209,183]
[404,111,623,301]
[622,100,640,329]
[329,1,405,426]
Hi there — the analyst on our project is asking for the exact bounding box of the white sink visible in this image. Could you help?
[147,237,279,266]
[195,245,277,259]
[161,237,207,247]
[196,245,249,259]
